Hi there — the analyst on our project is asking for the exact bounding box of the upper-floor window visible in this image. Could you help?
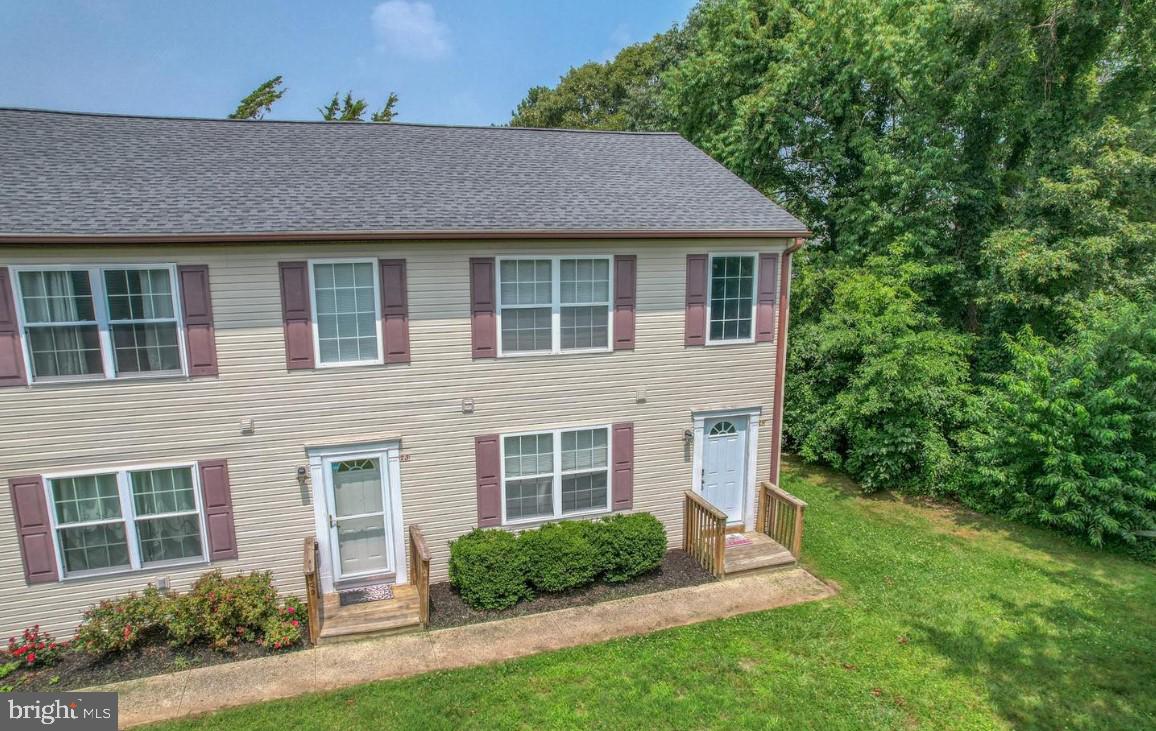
[47,464,207,578]
[502,425,611,523]
[497,256,612,356]
[309,259,382,367]
[707,254,756,344]
[13,265,185,382]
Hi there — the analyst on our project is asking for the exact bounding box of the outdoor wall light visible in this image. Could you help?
[683,429,694,446]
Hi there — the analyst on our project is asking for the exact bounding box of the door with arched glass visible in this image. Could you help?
[700,416,750,523]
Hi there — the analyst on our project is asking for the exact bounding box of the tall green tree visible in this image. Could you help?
[510,26,688,131]
[958,302,1156,546]
[228,76,286,120]
[511,0,1156,548]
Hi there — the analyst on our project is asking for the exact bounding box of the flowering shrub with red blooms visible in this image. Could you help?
[167,571,301,649]
[260,601,305,650]
[73,570,308,656]
[6,625,67,668]
[72,587,168,655]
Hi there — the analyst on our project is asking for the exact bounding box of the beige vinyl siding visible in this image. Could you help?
[0,238,786,637]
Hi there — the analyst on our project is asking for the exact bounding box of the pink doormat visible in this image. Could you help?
[725,534,754,547]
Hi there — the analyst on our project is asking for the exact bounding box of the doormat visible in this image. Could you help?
[725,534,754,547]
[338,583,394,606]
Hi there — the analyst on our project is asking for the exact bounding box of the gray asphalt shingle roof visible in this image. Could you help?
[0,108,807,239]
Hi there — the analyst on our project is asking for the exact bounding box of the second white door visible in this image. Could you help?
[701,415,749,524]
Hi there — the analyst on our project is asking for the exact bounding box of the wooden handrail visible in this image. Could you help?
[757,482,807,557]
[408,524,431,627]
[303,535,322,646]
[683,491,727,578]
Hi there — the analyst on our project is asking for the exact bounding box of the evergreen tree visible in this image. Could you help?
[228,76,286,120]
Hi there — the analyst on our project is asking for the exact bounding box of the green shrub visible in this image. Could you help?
[74,570,307,654]
[956,306,1156,547]
[521,521,600,592]
[260,602,305,650]
[73,586,168,655]
[449,528,531,610]
[590,513,666,583]
[167,570,284,648]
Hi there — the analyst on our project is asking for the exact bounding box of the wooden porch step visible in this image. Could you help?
[318,583,422,643]
[723,531,796,576]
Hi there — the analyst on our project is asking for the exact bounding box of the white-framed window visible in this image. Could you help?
[11,264,186,383]
[707,254,757,344]
[501,425,611,524]
[496,256,613,356]
[45,464,208,579]
[308,259,383,367]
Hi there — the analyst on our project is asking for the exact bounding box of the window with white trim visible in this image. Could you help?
[707,254,756,343]
[497,257,612,355]
[48,465,207,578]
[13,265,185,382]
[502,426,610,523]
[309,260,382,366]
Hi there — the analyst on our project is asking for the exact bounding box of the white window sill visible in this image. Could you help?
[59,557,211,583]
[312,359,385,370]
[27,372,199,388]
[502,507,611,530]
[497,348,614,359]
[703,338,758,347]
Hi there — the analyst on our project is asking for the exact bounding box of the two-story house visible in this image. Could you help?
[0,108,809,640]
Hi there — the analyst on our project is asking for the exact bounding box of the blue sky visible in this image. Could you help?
[0,0,694,126]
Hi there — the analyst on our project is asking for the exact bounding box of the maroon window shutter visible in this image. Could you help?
[475,434,502,526]
[379,259,411,364]
[0,267,28,387]
[470,258,497,359]
[613,255,637,351]
[198,459,238,561]
[10,475,58,584]
[684,254,708,346]
[177,265,219,376]
[755,253,780,342]
[611,422,634,511]
[279,262,315,370]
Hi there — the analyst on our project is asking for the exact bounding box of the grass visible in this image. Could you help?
[152,457,1156,730]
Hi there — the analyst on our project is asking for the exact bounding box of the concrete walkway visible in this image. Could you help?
[95,568,835,727]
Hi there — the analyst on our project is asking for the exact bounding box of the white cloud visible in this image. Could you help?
[601,23,633,61]
[371,1,451,60]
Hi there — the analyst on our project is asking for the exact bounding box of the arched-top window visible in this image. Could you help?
[708,421,737,437]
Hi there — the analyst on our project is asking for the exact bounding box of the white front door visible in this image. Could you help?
[701,416,749,523]
[322,454,395,581]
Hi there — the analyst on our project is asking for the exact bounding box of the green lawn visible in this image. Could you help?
[153,459,1156,730]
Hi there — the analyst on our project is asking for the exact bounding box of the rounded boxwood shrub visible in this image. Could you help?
[520,521,600,592]
[449,528,531,610]
[590,513,667,583]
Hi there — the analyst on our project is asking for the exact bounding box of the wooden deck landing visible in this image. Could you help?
[318,584,423,643]
[723,531,796,576]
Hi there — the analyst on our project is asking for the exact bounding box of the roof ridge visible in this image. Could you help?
[0,106,683,137]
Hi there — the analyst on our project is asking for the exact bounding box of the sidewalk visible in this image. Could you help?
[95,567,836,727]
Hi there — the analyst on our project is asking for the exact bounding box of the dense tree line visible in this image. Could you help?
[512,0,1155,551]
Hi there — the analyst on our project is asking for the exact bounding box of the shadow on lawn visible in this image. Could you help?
[911,576,1154,731]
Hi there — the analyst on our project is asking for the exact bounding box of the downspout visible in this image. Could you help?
[769,237,806,486]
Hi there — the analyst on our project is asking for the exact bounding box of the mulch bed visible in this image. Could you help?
[3,626,311,692]
[428,549,715,630]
